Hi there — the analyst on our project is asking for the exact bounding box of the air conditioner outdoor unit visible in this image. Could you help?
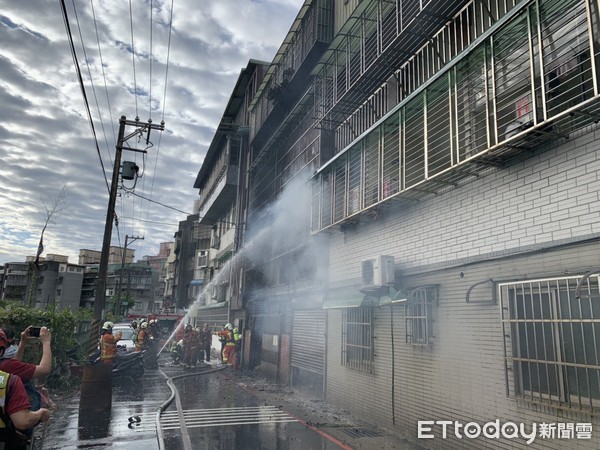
[361,255,395,288]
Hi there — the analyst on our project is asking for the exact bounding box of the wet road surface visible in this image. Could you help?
[42,361,349,450]
[160,364,347,450]
[43,368,169,449]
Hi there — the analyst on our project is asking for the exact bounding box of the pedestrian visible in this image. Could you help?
[0,329,51,449]
[200,323,212,363]
[99,322,122,364]
[0,326,52,382]
[0,326,54,412]
[214,323,235,365]
[2,329,18,359]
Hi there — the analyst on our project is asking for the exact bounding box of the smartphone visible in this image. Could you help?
[29,327,41,337]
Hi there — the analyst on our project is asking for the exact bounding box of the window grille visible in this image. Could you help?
[197,254,208,268]
[342,306,373,372]
[312,0,600,234]
[405,286,437,346]
[501,275,600,412]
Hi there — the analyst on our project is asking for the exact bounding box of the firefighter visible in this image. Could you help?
[100,321,122,364]
[232,325,242,370]
[215,323,235,364]
[182,324,199,369]
[170,339,184,365]
[135,322,149,352]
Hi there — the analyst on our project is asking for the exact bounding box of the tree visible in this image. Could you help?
[28,186,68,306]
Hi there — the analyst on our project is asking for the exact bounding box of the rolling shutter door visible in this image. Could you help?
[291,309,326,375]
[194,305,229,328]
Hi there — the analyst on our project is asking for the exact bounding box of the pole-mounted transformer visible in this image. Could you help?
[122,161,139,180]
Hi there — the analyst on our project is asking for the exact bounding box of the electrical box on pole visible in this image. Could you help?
[122,161,139,180]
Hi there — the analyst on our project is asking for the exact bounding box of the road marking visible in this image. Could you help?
[160,406,298,430]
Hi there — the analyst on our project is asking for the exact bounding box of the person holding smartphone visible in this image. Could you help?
[0,326,53,383]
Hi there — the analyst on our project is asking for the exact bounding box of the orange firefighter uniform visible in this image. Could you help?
[215,324,235,364]
[100,331,122,364]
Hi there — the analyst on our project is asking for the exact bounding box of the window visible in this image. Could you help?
[405,286,437,346]
[198,252,208,268]
[501,276,600,412]
[342,306,373,372]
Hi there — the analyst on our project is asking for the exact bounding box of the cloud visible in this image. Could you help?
[0,0,303,265]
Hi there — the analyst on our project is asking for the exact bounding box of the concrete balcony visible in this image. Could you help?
[198,163,239,224]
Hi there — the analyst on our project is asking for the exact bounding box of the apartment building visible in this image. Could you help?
[303,0,600,448]
[185,0,600,446]
[192,0,600,448]
[172,214,201,309]
[78,247,135,265]
[191,60,270,331]
[1,262,30,303]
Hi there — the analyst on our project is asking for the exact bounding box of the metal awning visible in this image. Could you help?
[190,301,228,317]
[322,291,378,309]
[193,301,229,312]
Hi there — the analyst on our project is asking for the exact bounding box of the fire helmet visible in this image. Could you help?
[102,321,114,331]
[224,323,233,330]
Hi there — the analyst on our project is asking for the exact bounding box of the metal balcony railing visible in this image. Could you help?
[311,0,600,233]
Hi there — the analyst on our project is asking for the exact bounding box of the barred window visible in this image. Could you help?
[405,286,437,346]
[342,306,373,372]
[501,276,600,412]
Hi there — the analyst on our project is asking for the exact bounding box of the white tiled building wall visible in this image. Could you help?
[324,129,600,449]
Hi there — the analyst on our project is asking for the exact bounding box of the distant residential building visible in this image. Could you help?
[173,214,207,309]
[31,260,84,311]
[142,242,174,311]
[78,247,135,265]
[107,262,158,315]
[1,262,30,303]
[163,243,177,310]
[80,265,98,309]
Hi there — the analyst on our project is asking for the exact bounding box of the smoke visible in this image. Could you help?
[195,171,328,305]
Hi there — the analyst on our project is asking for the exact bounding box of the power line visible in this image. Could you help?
[149,0,153,121]
[130,192,190,215]
[59,0,110,196]
[143,0,175,231]
[161,0,175,124]
[90,0,117,148]
[70,0,113,169]
[122,216,180,226]
[129,0,138,118]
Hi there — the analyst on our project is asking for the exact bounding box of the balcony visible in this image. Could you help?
[197,163,239,224]
[249,0,334,148]
[311,0,600,233]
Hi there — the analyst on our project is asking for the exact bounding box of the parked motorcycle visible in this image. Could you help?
[113,350,145,377]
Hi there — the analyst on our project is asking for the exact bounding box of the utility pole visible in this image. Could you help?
[80,115,164,414]
[116,235,144,316]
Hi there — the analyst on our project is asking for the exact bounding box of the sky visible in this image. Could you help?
[0,0,304,265]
